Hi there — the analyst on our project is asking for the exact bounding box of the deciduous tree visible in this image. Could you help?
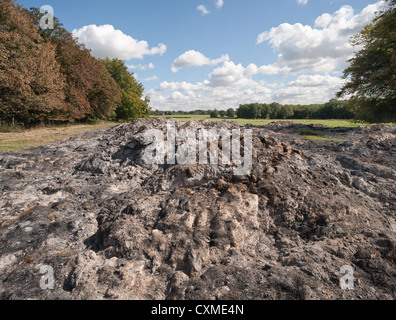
[103,58,151,121]
[337,0,396,122]
[0,0,65,125]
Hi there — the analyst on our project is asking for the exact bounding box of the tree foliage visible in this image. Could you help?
[337,0,396,122]
[236,100,352,120]
[0,1,122,126]
[210,109,219,118]
[0,0,65,124]
[26,7,121,121]
[226,108,235,118]
[102,58,151,121]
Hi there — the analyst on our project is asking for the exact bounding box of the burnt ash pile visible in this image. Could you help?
[0,118,395,300]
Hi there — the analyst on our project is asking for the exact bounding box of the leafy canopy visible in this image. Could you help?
[337,0,396,122]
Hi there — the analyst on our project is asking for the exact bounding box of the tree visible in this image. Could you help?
[337,0,396,122]
[210,109,219,118]
[269,103,282,119]
[259,104,270,119]
[316,99,354,119]
[103,58,151,120]
[88,61,122,120]
[277,105,294,119]
[226,108,235,118]
[26,7,121,121]
[0,0,65,125]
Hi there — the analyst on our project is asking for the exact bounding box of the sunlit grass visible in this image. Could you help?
[151,115,363,128]
[301,135,347,142]
[0,121,118,152]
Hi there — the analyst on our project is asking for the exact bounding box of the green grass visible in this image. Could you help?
[299,128,331,136]
[152,115,362,128]
[0,121,118,152]
[301,135,347,142]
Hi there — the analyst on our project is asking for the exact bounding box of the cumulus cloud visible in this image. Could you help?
[157,81,209,92]
[215,0,224,9]
[257,1,386,74]
[141,75,159,82]
[72,24,166,60]
[208,61,291,87]
[127,63,155,71]
[150,60,282,110]
[150,74,344,110]
[149,84,273,112]
[171,50,230,72]
[272,74,345,104]
[197,5,210,15]
[297,0,309,5]
[149,60,347,110]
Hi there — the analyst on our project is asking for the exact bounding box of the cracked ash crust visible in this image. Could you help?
[0,118,395,300]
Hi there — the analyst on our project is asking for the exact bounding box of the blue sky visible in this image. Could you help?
[18,0,386,110]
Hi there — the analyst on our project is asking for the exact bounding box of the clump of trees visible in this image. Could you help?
[337,0,396,123]
[0,0,150,127]
[0,0,66,125]
[151,99,354,120]
[236,100,353,120]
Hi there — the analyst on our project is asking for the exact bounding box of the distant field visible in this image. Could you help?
[151,115,363,128]
[0,116,390,153]
[0,122,117,152]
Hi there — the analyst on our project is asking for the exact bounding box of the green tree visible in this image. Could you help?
[226,108,235,118]
[337,0,396,122]
[210,109,219,118]
[103,58,151,120]
[269,103,282,119]
[316,99,354,119]
[277,105,294,119]
[259,104,270,119]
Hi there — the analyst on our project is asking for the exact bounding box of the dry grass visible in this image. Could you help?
[0,121,118,152]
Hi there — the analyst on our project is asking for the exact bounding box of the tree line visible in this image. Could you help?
[0,0,150,127]
[235,99,354,120]
[152,99,354,120]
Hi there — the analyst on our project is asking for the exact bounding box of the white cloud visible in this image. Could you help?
[149,60,348,110]
[297,0,309,5]
[142,75,159,82]
[197,5,210,15]
[215,0,224,9]
[157,81,209,92]
[209,61,261,88]
[149,85,273,111]
[171,50,229,72]
[72,24,166,60]
[151,60,279,110]
[272,74,345,104]
[127,63,155,71]
[257,1,386,74]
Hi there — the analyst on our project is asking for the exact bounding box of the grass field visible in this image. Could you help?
[0,122,117,152]
[151,114,363,128]
[0,115,384,152]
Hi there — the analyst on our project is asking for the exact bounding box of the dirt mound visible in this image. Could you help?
[0,118,395,300]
